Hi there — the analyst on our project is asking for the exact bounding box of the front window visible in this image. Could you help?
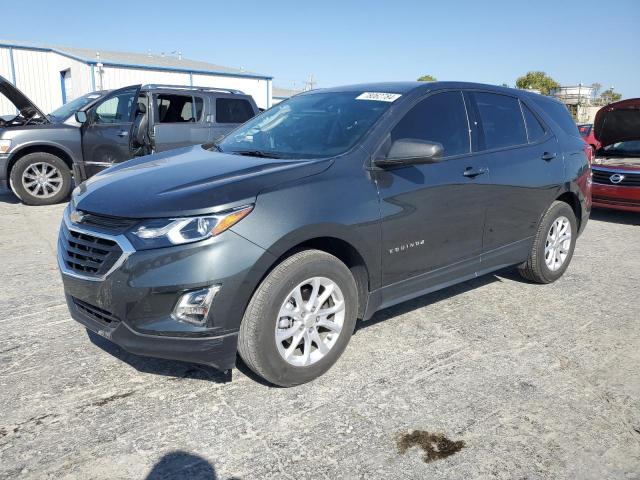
[48,92,104,121]
[601,141,640,157]
[217,91,395,159]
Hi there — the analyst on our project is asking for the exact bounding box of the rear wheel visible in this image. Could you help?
[10,153,72,206]
[518,201,577,283]
[238,249,358,387]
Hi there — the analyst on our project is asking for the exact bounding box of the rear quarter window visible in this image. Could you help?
[216,98,255,123]
[531,96,580,138]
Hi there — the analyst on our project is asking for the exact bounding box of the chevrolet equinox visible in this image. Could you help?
[58,82,591,386]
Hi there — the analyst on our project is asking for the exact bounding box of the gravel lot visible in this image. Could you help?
[0,188,639,479]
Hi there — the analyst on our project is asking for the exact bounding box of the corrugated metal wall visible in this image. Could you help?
[0,47,92,115]
[192,74,271,109]
[0,46,271,116]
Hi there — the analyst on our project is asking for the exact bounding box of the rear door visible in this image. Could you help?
[80,85,141,175]
[465,91,563,266]
[211,96,257,142]
[152,92,210,152]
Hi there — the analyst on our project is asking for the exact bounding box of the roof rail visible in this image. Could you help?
[142,84,245,95]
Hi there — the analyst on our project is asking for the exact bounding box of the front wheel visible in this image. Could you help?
[238,249,358,387]
[518,201,578,284]
[10,152,72,206]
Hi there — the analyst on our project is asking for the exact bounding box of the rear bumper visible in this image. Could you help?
[592,183,640,213]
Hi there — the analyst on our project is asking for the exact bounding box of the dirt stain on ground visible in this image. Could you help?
[395,430,465,463]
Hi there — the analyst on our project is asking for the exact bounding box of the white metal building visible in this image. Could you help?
[0,40,273,115]
[272,86,303,105]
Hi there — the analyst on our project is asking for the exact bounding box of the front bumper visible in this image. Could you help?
[592,183,640,213]
[58,208,275,370]
[0,153,9,188]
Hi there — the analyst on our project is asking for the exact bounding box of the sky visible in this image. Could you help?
[3,0,639,98]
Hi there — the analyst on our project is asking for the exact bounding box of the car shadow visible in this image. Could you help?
[356,269,513,332]
[144,450,241,480]
[86,329,231,384]
[0,187,20,204]
[590,207,640,226]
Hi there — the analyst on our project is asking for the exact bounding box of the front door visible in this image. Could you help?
[80,85,141,177]
[375,91,490,293]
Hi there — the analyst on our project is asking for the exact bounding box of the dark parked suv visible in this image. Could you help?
[0,77,258,205]
[58,82,591,386]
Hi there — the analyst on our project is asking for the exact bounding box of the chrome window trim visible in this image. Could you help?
[57,207,136,282]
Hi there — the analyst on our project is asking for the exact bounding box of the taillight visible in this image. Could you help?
[584,143,593,164]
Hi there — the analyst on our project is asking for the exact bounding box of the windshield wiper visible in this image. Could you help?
[230,150,283,159]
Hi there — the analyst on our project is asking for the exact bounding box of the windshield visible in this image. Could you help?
[578,124,592,136]
[217,91,396,159]
[602,141,640,157]
[49,92,105,121]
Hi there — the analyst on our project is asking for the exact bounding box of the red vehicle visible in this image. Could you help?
[591,98,640,212]
[578,123,601,151]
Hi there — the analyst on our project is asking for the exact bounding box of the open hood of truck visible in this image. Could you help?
[594,98,640,147]
[0,75,49,122]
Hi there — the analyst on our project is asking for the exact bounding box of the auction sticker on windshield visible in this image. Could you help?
[356,92,402,102]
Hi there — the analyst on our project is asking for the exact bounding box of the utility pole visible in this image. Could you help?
[304,74,316,91]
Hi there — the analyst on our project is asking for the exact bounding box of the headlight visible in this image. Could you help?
[0,139,11,154]
[128,205,253,249]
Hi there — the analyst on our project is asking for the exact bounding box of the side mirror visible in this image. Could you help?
[75,111,88,124]
[375,139,444,167]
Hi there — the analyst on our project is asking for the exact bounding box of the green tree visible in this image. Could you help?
[515,71,560,95]
[417,74,437,82]
[600,88,622,105]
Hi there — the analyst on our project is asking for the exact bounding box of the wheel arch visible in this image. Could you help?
[7,143,74,188]
[555,189,582,230]
[246,230,376,321]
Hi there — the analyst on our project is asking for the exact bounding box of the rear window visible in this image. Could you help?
[532,96,580,137]
[473,92,527,150]
[156,94,202,123]
[216,98,255,124]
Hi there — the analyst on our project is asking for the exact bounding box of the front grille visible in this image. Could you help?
[59,224,123,276]
[592,168,640,187]
[73,298,119,325]
[79,212,139,233]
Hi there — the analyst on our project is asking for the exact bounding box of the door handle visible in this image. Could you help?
[541,151,556,161]
[463,167,488,178]
[117,131,129,137]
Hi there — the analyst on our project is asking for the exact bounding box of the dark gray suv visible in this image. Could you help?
[58,82,591,386]
[0,77,258,205]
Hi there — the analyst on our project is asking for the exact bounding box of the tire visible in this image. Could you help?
[238,249,358,387]
[518,201,577,284]
[10,152,72,206]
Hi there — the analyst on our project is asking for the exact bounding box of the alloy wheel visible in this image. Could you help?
[545,216,572,271]
[275,277,345,367]
[21,162,63,199]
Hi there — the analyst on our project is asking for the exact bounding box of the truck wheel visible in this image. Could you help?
[10,153,72,206]
[518,201,577,284]
[238,249,358,387]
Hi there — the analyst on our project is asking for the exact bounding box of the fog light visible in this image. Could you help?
[173,286,220,326]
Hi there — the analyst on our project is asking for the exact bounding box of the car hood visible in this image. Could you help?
[592,156,640,171]
[594,98,640,147]
[74,145,333,218]
[0,75,49,122]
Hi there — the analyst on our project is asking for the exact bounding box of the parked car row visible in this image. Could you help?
[0,76,259,205]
